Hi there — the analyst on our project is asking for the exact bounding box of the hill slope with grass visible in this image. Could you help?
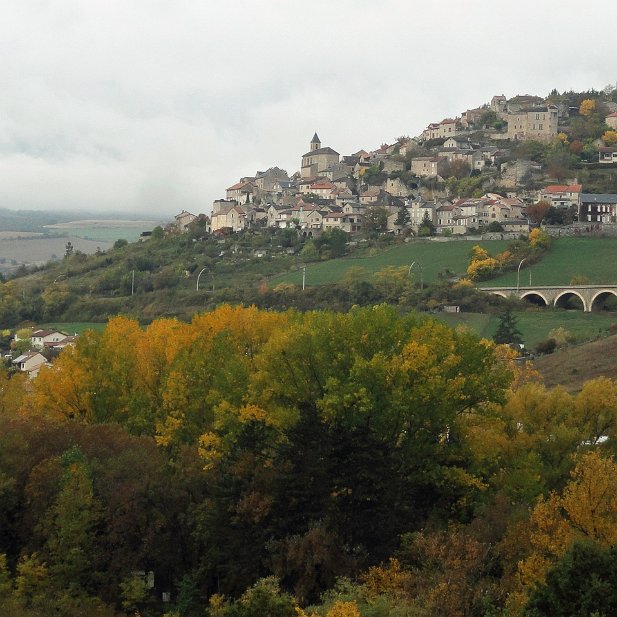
[533,333,617,391]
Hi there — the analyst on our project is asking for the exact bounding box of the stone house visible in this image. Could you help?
[410,156,447,178]
[309,180,337,199]
[443,137,473,150]
[438,148,484,171]
[606,112,617,130]
[406,200,436,231]
[322,212,362,233]
[490,95,507,114]
[422,118,460,140]
[226,180,255,204]
[255,167,289,191]
[174,210,197,231]
[210,203,247,233]
[506,105,558,142]
[386,177,412,198]
[359,187,383,205]
[436,203,457,232]
[538,184,582,210]
[460,107,486,129]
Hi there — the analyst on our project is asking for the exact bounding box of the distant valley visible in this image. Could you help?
[0,216,162,273]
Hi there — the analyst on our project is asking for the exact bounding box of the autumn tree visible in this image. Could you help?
[602,129,617,145]
[527,200,551,225]
[579,98,597,117]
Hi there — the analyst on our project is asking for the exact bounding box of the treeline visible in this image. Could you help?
[2,306,617,615]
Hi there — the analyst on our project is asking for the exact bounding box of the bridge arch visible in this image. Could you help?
[590,289,617,311]
[554,290,587,311]
[490,291,509,299]
[520,291,549,307]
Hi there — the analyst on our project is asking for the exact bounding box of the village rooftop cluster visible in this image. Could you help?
[169,92,617,238]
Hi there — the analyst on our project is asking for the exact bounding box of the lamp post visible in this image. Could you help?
[408,261,423,290]
[517,258,527,292]
[196,267,207,291]
[197,268,214,292]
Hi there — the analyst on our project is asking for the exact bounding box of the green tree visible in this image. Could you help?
[493,306,523,345]
[362,206,388,236]
[525,542,617,617]
[395,205,410,228]
[418,210,436,236]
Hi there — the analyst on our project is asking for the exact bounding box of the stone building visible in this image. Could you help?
[300,133,340,178]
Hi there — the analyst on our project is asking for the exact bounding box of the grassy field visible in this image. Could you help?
[484,237,617,287]
[272,237,617,289]
[433,309,617,348]
[534,334,617,391]
[271,239,509,286]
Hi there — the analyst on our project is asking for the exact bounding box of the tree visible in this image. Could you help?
[493,306,523,345]
[579,98,597,117]
[64,242,73,258]
[525,542,617,617]
[602,130,617,145]
[362,206,388,236]
[395,204,410,228]
[151,225,165,239]
[418,209,436,236]
[527,200,551,225]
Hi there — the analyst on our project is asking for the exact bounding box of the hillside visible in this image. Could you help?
[533,333,617,391]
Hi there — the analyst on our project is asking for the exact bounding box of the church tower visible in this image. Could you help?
[310,132,321,152]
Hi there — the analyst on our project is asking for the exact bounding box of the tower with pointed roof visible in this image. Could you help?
[300,133,339,178]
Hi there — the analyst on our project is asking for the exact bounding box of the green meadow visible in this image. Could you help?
[483,237,617,287]
[272,236,617,289]
[434,309,617,348]
[271,239,509,286]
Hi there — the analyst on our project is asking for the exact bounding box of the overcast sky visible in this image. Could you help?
[0,1,615,218]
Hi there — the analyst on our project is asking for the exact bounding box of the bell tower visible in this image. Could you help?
[310,132,321,152]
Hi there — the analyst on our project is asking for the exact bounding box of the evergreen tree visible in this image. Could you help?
[493,306,523,345]
[395,205,410,228]
[418,210,436,236]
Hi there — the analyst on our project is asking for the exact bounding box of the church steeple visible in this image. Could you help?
[310,132,321,151]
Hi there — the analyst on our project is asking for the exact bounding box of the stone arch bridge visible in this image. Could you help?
[479,285,617,312]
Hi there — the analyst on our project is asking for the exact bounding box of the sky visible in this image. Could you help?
[0,1,616,218]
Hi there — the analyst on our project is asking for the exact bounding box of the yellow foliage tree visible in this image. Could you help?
[519,451,617,591]
[528,227,551,249]
[467,256,499,280]
[602,129,617,145]
[326,601,361,617]
[579,98,596,117]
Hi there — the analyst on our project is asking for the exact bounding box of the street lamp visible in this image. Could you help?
[196,267,214,292]
[517,258,527,292]
[408,261,423,290]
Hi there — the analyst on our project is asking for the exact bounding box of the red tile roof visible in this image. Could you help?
[543,184,582,193]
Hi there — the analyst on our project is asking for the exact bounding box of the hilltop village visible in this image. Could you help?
[173,90,617,238]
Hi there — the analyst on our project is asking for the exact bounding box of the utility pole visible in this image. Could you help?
[302,266,306,291]
[131,270,135,296]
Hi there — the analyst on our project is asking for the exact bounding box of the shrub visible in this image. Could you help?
[535,338,557,355]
